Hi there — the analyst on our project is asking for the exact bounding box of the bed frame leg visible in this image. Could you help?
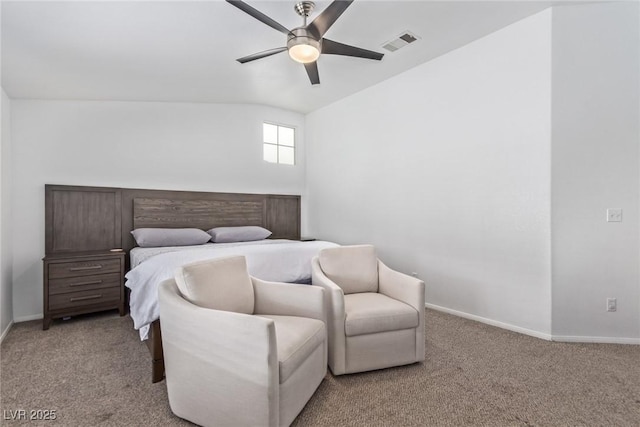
[147,320,165,383]
[151,358,165,383]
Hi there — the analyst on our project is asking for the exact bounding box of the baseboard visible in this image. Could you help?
[425,303,553,341]
[13,313,43,322]
[551,335,640,345]
[425,303,640,345]
[0,320,13,343]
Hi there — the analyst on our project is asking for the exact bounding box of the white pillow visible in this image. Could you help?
[207,226,272,243]
[131,228,211,248]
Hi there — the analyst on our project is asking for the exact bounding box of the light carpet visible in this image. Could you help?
[1,309,638,426]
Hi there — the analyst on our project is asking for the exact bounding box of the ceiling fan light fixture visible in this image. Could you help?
[288,42,320,63]
[287,32,320,63]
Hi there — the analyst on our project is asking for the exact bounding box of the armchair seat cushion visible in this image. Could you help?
[258,315,326,384]
[344,293,419,337]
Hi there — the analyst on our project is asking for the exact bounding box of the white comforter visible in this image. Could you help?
[125,239,338,340]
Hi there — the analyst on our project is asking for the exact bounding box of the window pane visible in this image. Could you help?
[278,146,295,165]
[263,123,278,144]
[279,126,295,147]
[264,143,278,163]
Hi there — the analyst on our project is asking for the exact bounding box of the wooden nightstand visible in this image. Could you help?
[43,251,126,330]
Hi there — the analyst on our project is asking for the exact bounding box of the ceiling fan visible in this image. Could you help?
[226,0,384,85]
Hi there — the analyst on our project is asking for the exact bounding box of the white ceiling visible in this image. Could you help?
[1,1,554,113]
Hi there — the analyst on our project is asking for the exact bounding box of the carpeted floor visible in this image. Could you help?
[1,309,639,426]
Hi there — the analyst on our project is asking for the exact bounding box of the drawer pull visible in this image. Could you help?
[69,280,103,287]
[69,294,102,302]
[68,265,103,272]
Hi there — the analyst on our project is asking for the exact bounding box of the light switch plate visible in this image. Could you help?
[607,208,622,222]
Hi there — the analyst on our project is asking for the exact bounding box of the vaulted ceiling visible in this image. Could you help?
[2,1,553,113]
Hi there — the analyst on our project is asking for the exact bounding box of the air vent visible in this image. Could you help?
[382,31,420,52]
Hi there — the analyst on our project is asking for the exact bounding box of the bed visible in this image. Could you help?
[126,239,337,341]
[44,184,335,383]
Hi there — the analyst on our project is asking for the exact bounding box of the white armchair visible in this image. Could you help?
[312,245,425,375]
[158,255,327,427]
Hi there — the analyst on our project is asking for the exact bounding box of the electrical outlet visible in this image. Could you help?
[607,298,617,312]
[607,209,622,222]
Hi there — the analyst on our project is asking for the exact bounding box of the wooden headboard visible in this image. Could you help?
[45,185,301,256]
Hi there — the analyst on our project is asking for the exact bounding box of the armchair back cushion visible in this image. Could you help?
[174,256,254,314]
[318,245,379,294]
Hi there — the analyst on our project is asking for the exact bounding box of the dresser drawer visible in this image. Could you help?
[49,273,121,295]
[48,258,121,279]
[49,287,121,311]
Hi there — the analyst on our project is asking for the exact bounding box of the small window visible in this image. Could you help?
[263,123,295,165]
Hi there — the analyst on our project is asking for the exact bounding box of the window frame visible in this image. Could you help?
[263,122,296,166]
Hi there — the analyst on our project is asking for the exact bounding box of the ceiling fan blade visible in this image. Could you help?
[307,0,354,39]
[226,1,291,35]
[237,47,287,64]
[321,38,384,60]
[304,61,320,85]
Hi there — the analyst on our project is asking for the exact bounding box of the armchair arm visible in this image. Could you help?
[378,261,426,362]
[311,256,347,375]
[252,277,325,323]
[378,261,425,312]
[158,279,279,427]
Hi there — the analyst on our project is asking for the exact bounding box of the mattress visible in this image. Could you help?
[125,239,338,340]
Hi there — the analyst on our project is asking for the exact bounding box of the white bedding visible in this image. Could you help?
[125,239,338,340]
[129,240,304,268]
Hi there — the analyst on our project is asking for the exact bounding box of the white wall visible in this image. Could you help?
[10,101,305,320]
[306,10,553,336]
[551,3,640,341]
[1,88,14,338]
